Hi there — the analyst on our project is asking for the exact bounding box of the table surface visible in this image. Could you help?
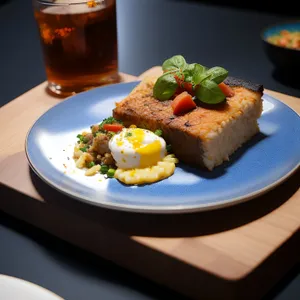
[0,0,299,299]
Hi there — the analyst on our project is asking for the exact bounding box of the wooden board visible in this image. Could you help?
[0,67,299,300]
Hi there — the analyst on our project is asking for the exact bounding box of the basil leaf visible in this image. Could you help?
[205,66,228,84]
[183,63,206,84]
[153,73,178,101]
[162,55,187,72]
[196,80,226,104]
[192,64,207,84]
[196,72,211,84]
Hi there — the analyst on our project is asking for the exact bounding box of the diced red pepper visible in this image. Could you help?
[171,91,196,115]
[103,123,124,132]
[218,82,235,97]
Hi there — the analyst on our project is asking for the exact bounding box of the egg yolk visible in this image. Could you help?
[126,128,145,149]
[136,140,162,168]
[125,128,162,168]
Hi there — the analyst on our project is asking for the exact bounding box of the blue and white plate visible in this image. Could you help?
[25,81,300,213]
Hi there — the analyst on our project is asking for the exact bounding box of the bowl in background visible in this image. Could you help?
[261,20,300,70]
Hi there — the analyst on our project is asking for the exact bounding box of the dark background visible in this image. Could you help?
[174,0,299,17]
[0,0,299,299]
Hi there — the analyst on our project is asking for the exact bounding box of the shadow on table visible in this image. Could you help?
[30,167,299,238]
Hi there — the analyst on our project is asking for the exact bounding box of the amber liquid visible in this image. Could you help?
[34,1,118,96]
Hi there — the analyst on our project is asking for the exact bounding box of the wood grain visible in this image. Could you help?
[0,68,299,300]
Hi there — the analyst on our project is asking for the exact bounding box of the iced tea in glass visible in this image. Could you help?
[33,0,119,97]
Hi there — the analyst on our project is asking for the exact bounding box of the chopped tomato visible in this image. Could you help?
[103,123,124,132]
[174,74,184,85]
[171,91,196,115]
[174,86,185,96]
[182,82,194,95]
[278,38,288,47]
[174,74,195,96]
[218,82,235,97]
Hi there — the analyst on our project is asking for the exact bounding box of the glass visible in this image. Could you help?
[33,0,119,97]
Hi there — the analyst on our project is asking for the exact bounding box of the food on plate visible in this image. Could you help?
[267,30,300,49]
[114,155,177,185]
[113,55,263,170]
[73,118,178,184]
[73,54,263,185]
[109,128,166,169]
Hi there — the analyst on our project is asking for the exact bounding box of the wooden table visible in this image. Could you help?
[0,67,299,300]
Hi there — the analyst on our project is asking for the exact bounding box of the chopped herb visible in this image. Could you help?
[166,144,172,153]
[100,164,109,174]
[99,117,123,128]
[87,161,95,168]
[77,134,84,142]
[125,132,133,137]
[80,147,88,152]
[107,131,116,138]
[83,137,89,143]
[154,129,163,136]
[107,168,116,178]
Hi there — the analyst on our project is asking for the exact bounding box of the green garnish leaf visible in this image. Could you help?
[154,55,229,105]
[99,117,123,128]
[153,72,178,101]
[77,134,84,142]
[162,55,187,72]
[154,129,163,136]
[183,63,207,84]
[80,147,88,152]
[204,66,228,84]
[107,131,116,138]
[166,144,172,153]
[125,132,133,137]
[195,80,226,104]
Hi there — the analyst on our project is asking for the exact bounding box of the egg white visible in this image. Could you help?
[109,128,166,169]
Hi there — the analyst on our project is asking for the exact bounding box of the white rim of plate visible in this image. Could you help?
[0,274,63,299]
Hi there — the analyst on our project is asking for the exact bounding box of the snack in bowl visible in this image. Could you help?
[113,55,264,171]
[267,29,300,50]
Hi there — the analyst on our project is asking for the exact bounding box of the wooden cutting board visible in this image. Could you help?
[0,67,299,300]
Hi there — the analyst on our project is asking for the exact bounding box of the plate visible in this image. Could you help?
[0,274,63,300]
[25,81,300,213]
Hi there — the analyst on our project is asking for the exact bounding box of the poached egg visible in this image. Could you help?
[109,128,166,169]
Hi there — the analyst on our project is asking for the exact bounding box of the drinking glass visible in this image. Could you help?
[33,0,119,97]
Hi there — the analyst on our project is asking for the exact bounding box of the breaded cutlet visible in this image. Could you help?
[113,76,263,170]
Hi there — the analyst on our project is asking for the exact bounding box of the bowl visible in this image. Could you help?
[261,20,300,70]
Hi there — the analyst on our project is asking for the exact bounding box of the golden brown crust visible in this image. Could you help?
[113,76,263,168]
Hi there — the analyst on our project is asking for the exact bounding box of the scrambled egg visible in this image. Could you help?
[114,154,178,185]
